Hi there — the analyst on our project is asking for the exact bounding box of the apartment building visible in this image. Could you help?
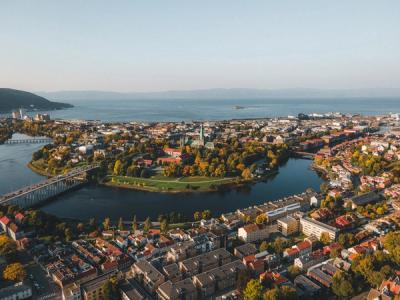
[131,261,165,294]
[157,278,197,300]
[179,248,232,278]
[238,224,269,243]
[277,216,299,236]
[192,260,246,298]
[300,217,339,242]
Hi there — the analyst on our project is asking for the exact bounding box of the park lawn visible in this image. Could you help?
[150,174,180,181]
[108,175,236,192]
[179,176,234,183]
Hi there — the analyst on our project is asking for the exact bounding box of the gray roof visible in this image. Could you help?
[350,191,381,206]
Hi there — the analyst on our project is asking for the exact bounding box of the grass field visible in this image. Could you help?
[106,175,238,192]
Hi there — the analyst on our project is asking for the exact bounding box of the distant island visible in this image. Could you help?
[0,88,73,113]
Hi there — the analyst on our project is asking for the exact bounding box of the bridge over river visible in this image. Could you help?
[0,165,99,208]
[4,138,53,144]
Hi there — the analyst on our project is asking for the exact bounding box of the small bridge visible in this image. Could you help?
[0,165,99,208]
[293,151,317,160]
[4,138,53,144]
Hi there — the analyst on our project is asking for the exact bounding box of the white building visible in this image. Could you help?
[238,224,269,243]
[300,217,339,242]
[0,282,32,300]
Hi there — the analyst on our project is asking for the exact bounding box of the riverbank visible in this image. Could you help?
[102,170,280,193]
[103,175,242,193]
[27,161,53,177]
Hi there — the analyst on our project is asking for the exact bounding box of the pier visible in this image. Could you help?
[0,165,99,208]
[4,138,53,144]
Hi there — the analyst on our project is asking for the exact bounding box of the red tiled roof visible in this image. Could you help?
[14,213,24,221]
[284,248,299,256]
[0,216,10,226]
[296,241,311,251]
[243,255,256,264]
[243,223,259,233]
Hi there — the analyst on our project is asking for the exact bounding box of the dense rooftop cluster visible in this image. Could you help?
[2,112,400,299]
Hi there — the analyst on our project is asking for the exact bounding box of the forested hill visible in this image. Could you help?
[0,88,73,112]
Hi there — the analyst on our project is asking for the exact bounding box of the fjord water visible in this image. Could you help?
[42,98,400,122]
[1,98,399,220]
[0,134,323,220]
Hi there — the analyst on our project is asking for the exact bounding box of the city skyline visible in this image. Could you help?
[1,0,399,92]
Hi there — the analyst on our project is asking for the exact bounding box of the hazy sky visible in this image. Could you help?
[1,1,399,92]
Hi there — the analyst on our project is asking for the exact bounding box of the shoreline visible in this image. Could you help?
[101,170,279,193]
[27,161,53,177]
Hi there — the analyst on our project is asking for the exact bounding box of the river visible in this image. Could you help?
[0,134,323,220]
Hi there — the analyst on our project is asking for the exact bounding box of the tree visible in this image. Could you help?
[102,277,119,300]
[118,217,124,231]
[76,222,85,233]
[237,269,252,291]
[242,168,252,179]
[132,215,138,233]
[113,160,122,175]
[331,271,355,299]
[287,265,301,281]
[271,238,289,255]
[103,217,110,231]
[256,214,267,224]
[3,263,26,282]
[0,235,17,257]
[338,233,355,248]
[263,286,298,300]
[193,211,201,221]
[320,182,329,194]
[243,279,264,300]
[160,219,169,233]
[202,210,212,220]
[144,217,152,233]
[89,218,96,230]
[259,241,268,252]
[320,232,331,245]
[384,231,400,264]
[65,228,73,241]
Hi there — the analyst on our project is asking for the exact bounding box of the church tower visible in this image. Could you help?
[199,124,205,142]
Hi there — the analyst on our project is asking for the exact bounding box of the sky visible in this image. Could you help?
[0,1,399,92]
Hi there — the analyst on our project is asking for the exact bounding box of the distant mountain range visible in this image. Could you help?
[0,88,73,113]
[37,88,400,101]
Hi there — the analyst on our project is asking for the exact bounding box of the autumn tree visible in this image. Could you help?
[287,265,301,281]
[144,217,152,233]
[338,233,355,248]
[3,263,26,282]
[113,160,122,175]
[65,228,73,241]
[259,241,269,252]
[102,276,119,300]
[263,286,298,300]
[320,232,331,245]
[118,217,124,231]
[132,215,138,233]
[0,235,17,257]
[103,217,111,231]
[255,214,267,225]
[243,279,264,300]
[331,271,355,299]
[193,211,201,221]
[160,219,169,234]
[242,168,252,180]
[202,210,212,220]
